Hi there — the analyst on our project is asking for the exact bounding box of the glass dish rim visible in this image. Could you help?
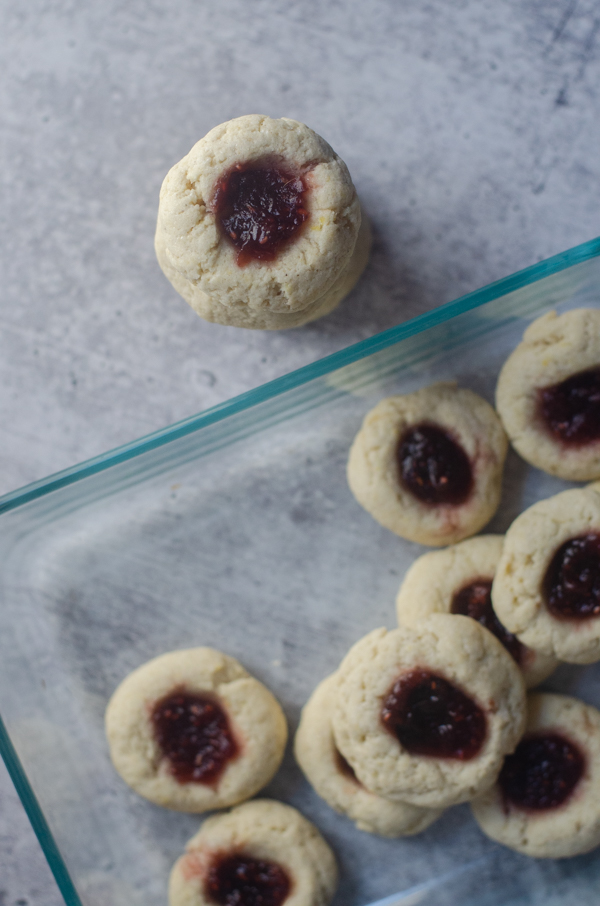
[1,233,600,906]
[1,233,599,519]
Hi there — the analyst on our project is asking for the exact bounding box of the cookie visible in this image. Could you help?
[496,308,600,480]
[395,535,558,688]
[347,383,508,546]
[331,616,526,809]
[155,114,369,330]
[105,647,287,812]
[294,673,443,837]
[471,693,600,858]
[169,799,338,906]
[492,488,600,664]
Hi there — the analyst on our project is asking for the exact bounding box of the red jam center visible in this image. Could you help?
[381,669,486,760]
[212,159,308,266]
[397,423,473,506]
[542,533,600,621]
[451,579,525,665]
[538,367,600,446]
[151,691,238,785]
[499,732,585,812]
[206,853,291,906]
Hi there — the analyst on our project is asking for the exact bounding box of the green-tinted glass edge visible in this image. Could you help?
[0,715,84,906]
[1,234,600,906]
[1,234,599,518]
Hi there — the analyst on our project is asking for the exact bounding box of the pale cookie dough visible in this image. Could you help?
[169,799,338,906]
[347,383,508,546]
[496,308,600,480]
[395,535,558,688]
[155,114,368,330]
[331,616,526,809]
[295,673,444,837]
[492,488,600,665]
[105,647,287,812]
[471,693,600,858]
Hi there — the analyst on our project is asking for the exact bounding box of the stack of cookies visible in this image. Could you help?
[155,114,371,330]
[295,613,526,837]
[296,308,600,859]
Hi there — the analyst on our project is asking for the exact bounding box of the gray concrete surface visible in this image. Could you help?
[1,0,599,902]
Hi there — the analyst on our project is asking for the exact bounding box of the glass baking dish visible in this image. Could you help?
[2,235,600,906]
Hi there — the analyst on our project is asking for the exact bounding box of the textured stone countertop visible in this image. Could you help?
[1,1,600,903]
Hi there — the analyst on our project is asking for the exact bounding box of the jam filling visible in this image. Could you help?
[499,732,585,812]
[212,159,309,266]
[542,533,600,621]
[151,690,238,785]
[206,853,291,906]
[381,669,486,760]
[538,367,600,446]
[451,579,525,665]
[397,423,473,506]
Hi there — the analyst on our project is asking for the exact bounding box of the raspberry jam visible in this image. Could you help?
[451,579,525,665]
[397,423,473,506]
[206,853,291,906]
[212,159,308,266]
[499,732,585,811]
[542,533,600,621]
[151,691,238,784]
[381,669,486,760]
[538,367,600,446]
